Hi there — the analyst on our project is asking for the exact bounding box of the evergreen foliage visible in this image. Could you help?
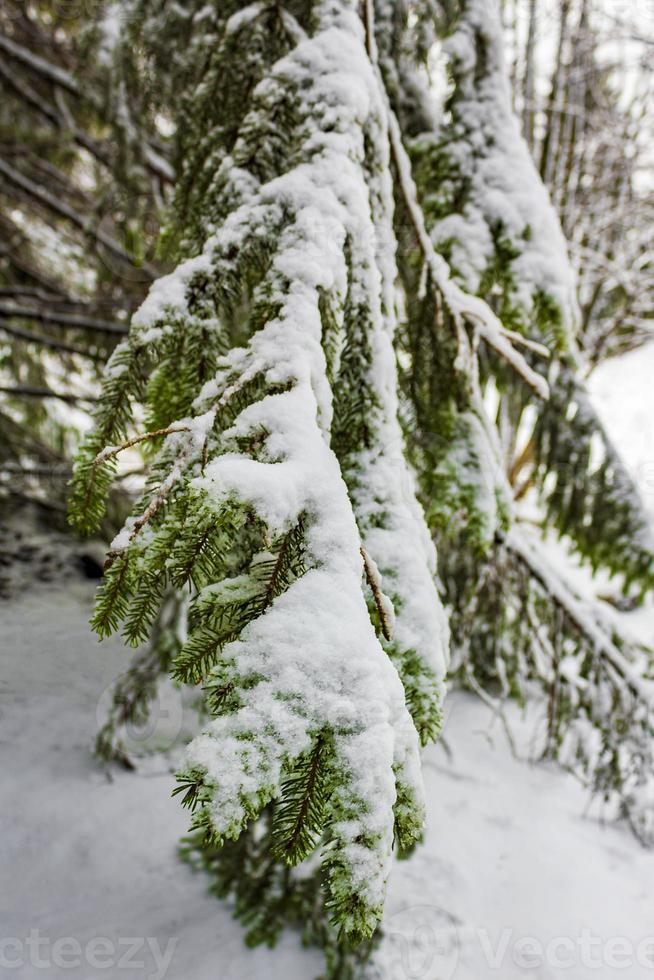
[385,0,654,856]
[95,591,184,768]
[39,0,654,975]
[0,0,170,519]
[70,0,454,961]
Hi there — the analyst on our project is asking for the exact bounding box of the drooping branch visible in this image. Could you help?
[0,383,98,403]
[0,321,104,357]
[362,0,550,399]
[503,527,654,708]
[0,157,158,278]
[0,302,128,336]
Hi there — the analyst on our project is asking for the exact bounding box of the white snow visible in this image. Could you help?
[3,584,654,979]
[109,0,454,927]
[423,0,579,339]
[387,107,551,399]
[589,343,654,519]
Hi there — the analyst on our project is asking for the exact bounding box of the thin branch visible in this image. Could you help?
[463,662,520,758]
[498,326,550,359]
[0,56,60,126]
[504,528,654,708]
[360,545,393,642]
[94,426,191,465]
[106,437,199,560]
[0,56,113,169]
[0,238,70,299]
[0,383,98,403]
[0,33,174,184]
[0,33,79,94]
[0,407,65,461]
[0,286,66,302]
[0,320,105,357]
[0,156,158,278]
[0,301,128,335]
[2,461,71,477]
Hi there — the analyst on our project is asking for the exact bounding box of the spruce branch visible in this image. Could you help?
[271,732,333,866]
[362,0,550,398]
[74,0,454,948]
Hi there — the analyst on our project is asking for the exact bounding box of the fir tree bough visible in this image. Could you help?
[68,0,654,974]
[387,0,654,850]
[70,0,457,949]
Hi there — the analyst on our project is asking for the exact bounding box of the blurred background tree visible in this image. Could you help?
[1,0,650,520]
[0,0,172,526]
[506,0,653,364]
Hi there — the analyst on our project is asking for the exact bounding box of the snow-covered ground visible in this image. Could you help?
[590,342,654,521]
[2,579,654,980]
[1,344,653,980]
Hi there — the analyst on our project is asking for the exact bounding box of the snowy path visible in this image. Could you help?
[2,583,654,979]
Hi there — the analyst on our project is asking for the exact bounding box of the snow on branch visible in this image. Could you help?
[501,525,654,841]
[74,0,448,941]
[387,109,549,398]
[504,527,654,709]
[361,0,549,398]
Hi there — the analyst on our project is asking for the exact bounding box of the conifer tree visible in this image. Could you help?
[71,0,457,955]
[62,0,654,976]
[387,0,654,846]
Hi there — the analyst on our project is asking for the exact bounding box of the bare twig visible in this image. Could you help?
[93,426,191,465]
[360,545,393,642]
